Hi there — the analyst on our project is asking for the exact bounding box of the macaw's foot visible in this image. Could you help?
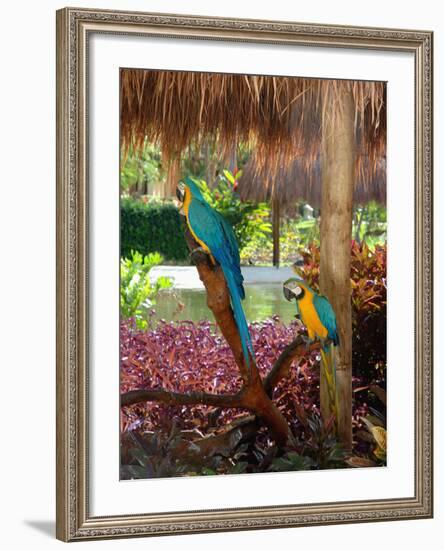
[190,247,209,264]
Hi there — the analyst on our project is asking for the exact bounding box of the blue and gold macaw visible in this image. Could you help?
[283,277,339,418]
[176,177,254,368]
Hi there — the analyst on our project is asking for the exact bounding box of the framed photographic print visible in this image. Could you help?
[56,7,433,542]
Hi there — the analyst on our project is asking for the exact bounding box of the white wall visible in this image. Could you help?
[0,0,441,548]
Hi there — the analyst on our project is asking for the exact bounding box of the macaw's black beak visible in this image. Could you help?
[176,184,185,202]
[283,285,294,302]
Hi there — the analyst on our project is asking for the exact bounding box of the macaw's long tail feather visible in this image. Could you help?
[221,265,254,368]
[320,342,338,421]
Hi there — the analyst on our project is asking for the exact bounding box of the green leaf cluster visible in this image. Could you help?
[353,201,387,248]
[240,215,320,266]
[120,250,172,329]
[120,142,163,193]
[269,451,314,472]
[196,170,272,250]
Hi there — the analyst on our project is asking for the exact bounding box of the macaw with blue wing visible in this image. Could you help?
[283,277,339,419]
[176,177,255,368]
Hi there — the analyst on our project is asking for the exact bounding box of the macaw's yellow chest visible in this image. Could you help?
[182,190,212,256]
[299,293,328,340]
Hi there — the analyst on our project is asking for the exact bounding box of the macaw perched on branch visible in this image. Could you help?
[283,277,339,419]
[176,177,255,368]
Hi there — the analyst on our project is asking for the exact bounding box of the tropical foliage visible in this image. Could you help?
[240,216,320,265]
[120,314,383,478]
[353,201,387,248]
[240,203,386,266]
[118,70,388,480]
[120,241,386,476]
[120,170,273,262]
[120,251,172,330]
[120,142,163,195]
[196,170,272,250]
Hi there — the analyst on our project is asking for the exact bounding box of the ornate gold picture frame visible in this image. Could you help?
[56,7,433,542]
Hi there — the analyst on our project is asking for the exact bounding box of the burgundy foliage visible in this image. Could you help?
[121,317,368,440]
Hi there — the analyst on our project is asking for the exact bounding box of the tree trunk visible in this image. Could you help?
[272,195,280,267]
[224,141,237,173]
[204,141,216,187]
[165,157,181,198]
[136,164,143,195]
[319,88,355,451]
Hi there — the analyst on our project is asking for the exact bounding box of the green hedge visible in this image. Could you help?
[121,198,189,262]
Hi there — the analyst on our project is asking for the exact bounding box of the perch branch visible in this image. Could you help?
[264,337,321,397]
[182,221,297,445]
[182,221,253,384]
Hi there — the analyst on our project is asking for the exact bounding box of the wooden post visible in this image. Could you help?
[319,87,355,451]
[272,195,280,268]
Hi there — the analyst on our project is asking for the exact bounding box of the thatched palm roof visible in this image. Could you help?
[121,69,386,204]
[239,153,386,208]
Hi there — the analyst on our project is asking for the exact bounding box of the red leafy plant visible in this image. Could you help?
[120,243,386,476]
[120,317,374,478]
[121,317,369,439]
[121,317,321,436]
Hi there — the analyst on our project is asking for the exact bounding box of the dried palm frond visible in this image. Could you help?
[120,69,386,206]
[121,70,384,156]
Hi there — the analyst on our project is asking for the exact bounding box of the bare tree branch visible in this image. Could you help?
[182,220,253,384]
[264,337,321,397]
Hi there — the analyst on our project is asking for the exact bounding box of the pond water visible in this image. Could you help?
[152,283,297,325]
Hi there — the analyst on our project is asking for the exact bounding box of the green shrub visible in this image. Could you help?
[120,251,172,329]
[121,198,189,262]
[353,201,387,247]
[240,217,320,266]
[197,170,272,251]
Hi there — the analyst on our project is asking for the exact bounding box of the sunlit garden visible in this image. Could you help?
[120,70,387,479]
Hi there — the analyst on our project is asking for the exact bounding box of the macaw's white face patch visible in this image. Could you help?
[176,182,186,203]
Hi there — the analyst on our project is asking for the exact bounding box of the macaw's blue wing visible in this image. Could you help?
[188,198,253,364]
[188,200,244,298]
[215,211,245,299]
[312,294,339,346]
